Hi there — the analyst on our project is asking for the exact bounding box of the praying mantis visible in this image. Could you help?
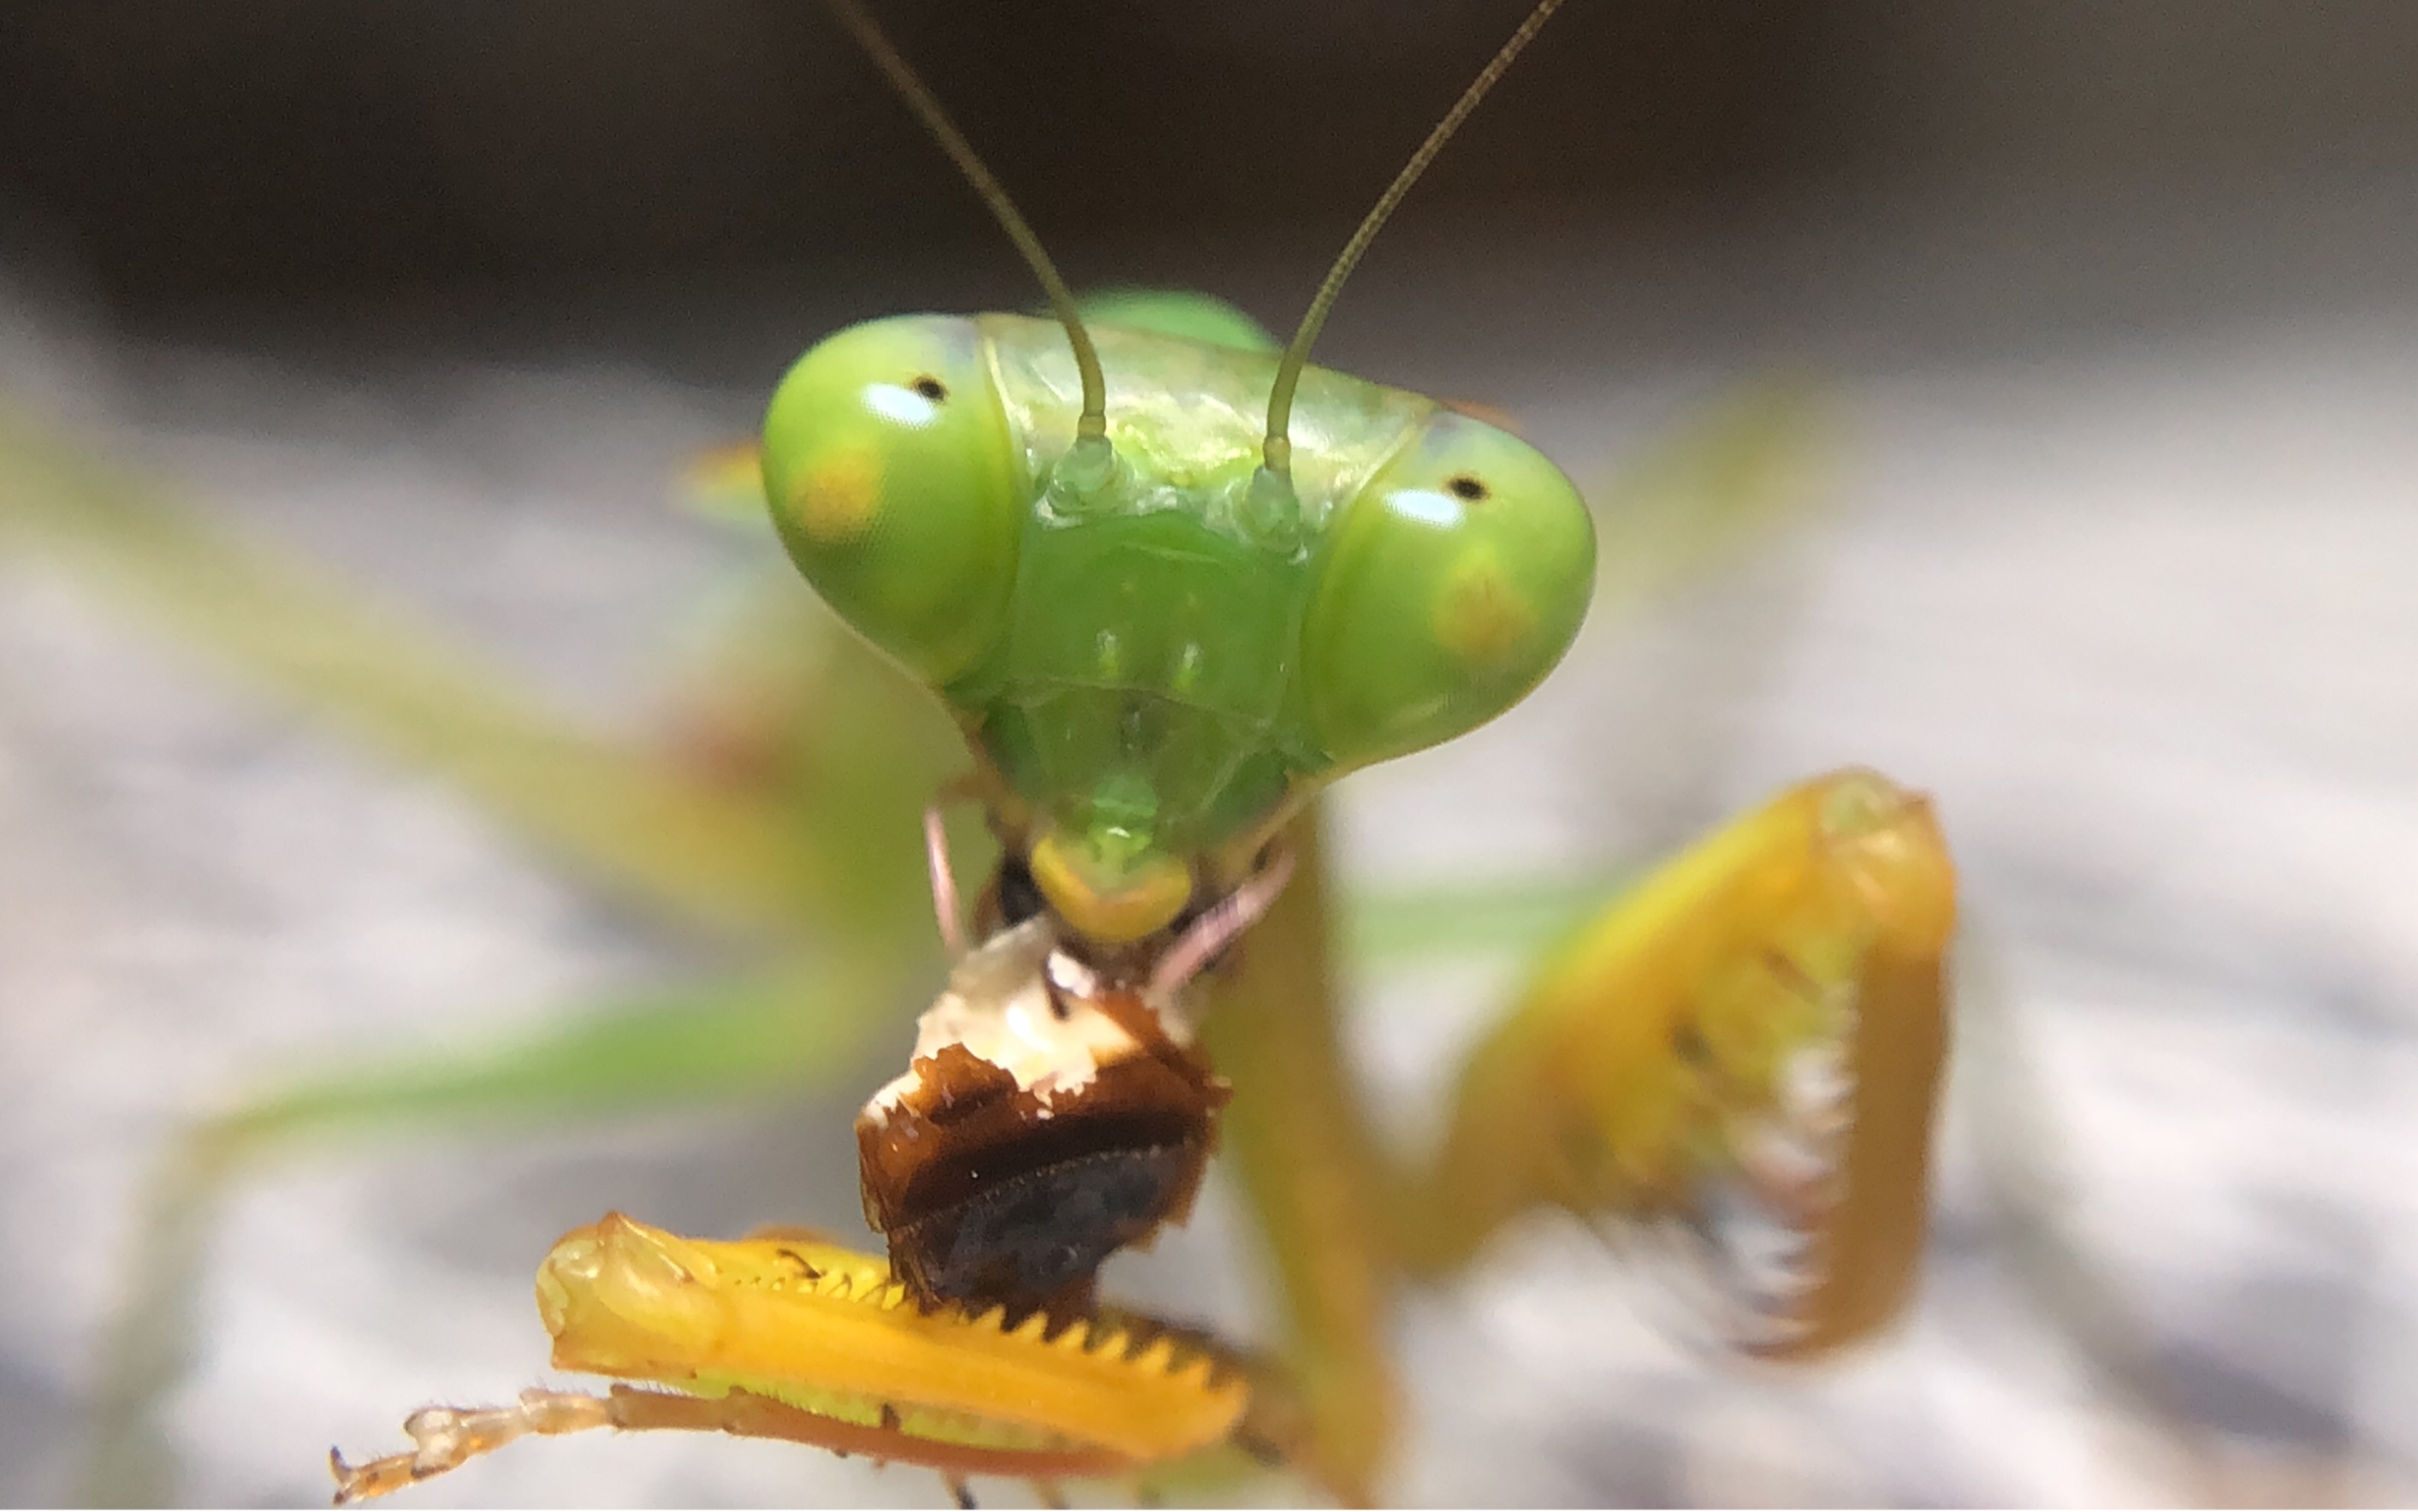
[0,1,2013,1504]
[313,2,1949,1501]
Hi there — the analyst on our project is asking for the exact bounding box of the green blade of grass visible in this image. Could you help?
[1342,870,1629,966]
[1588,378,1837,620]
[0,405,809,939]
[84,954,918,1506]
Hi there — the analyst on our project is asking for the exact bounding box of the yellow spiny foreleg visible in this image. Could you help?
[1409,768,1956,1356]
[329,1214,1253,1502]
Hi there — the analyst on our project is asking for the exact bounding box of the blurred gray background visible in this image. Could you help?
[3,1,2416,1506]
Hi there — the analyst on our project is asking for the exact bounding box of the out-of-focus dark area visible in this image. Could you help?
[7,1,2418,318]
[2,0,1816,304]
[3,3,2417,1507]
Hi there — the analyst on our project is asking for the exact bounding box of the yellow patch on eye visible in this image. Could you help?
[790,445,884,545]
[1431,553,1537,668]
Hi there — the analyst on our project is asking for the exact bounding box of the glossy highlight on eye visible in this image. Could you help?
[1387,487,1465,529]
[866,382,945,428]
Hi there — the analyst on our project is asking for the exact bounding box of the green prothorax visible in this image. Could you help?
[761,295,1593,943]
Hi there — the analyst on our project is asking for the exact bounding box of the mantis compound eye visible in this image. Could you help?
[1300,409,1596,768]
[761,313,1024,685]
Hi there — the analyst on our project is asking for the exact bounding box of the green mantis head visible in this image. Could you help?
[762,311,1592,943]
[762,0,1585,946]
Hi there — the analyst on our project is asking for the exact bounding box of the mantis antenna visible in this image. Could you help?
[826,0,1111,446]
[1260,0,1566,484]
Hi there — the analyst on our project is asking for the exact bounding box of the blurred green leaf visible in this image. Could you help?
[0,406,813,938]
[1589,378,1836,619]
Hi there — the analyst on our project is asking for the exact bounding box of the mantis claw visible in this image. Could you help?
[329,1215,1258,1503]
[1412,769,1954,1359]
